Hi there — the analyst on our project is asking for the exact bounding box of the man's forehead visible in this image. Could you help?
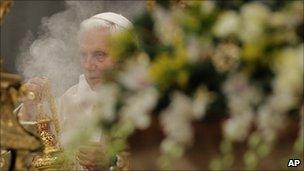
[79,28,110,49]
[80,28,110,41]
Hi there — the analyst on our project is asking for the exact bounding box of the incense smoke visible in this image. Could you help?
[17,1,145,96]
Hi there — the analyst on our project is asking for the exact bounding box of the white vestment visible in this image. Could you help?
[59,74,101,147]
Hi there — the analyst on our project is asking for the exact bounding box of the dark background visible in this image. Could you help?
[1,1,65,73]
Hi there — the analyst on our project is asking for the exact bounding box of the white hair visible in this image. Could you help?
[79,12,133,35]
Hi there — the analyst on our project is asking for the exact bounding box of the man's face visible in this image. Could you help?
[79,28,115,88]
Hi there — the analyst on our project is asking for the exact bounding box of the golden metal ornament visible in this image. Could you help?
[45,79,61,138]
[0,77,42,150]
[0,0,13,24]
[30,79,64,170]
[31,119,62,170]
[0,77,42,171]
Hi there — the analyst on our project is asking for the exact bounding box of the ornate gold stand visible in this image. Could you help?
[31,119,61,170]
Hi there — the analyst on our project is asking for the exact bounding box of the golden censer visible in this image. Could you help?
[29,79,63,170]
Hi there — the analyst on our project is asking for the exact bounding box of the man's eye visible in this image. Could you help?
[95,52,107,61]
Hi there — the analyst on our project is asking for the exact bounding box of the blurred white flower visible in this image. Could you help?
[270,93,297,114]
[273,45,303,94]
[160,89,213,145]
[160,138,185,159]
[166,121,193,145]
[241,2,270,23]
[153,7,180,44]
[222,73,262,142]
[223,73,262,109]
[200,0,215,15]
[213,11,240,38]
[160,138,176,154]
[269,12,287,28]
[160,92,194,145]
[223,110,253,141]
[256,45,303,143]
[120,87,158,129]
[186,37,201,63]
[95,83,119,122]
[118,53,151,91]
[192,87,214,119]
[239,2,270,43]
[257,105,286,143]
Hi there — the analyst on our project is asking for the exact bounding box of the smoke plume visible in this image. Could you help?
[17,1,145,96]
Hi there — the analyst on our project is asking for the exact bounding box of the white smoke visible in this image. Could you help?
[17,1,145,96]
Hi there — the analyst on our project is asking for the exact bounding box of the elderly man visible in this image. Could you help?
[19,12,132,170]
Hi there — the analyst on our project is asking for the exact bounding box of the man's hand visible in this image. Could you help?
[19,77,49,121]
[77,142,108,171]
[23,77,49,103]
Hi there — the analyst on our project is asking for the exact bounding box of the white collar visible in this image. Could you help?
[77,74,96,100]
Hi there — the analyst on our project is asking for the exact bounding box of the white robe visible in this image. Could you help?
[58,74,101,147]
